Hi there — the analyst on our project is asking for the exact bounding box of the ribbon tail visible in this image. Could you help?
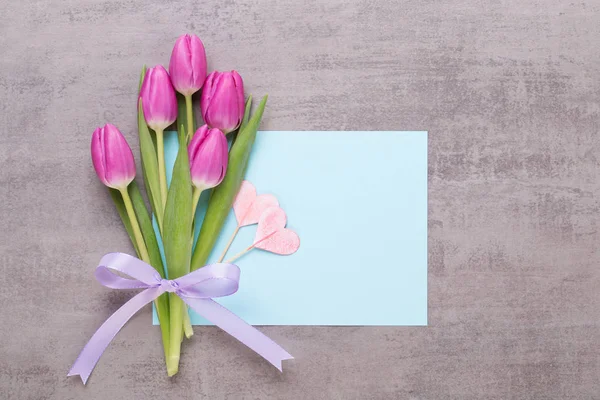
[182,297,293,371]
[68,287,163,384]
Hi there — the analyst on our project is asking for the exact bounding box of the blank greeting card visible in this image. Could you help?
[154,130,427,326]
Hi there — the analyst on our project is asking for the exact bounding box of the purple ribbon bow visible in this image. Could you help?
[68,253,292,384]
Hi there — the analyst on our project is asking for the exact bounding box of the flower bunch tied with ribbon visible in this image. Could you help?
[69,34,299,384]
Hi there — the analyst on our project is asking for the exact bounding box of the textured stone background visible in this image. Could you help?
[1,0,599,399]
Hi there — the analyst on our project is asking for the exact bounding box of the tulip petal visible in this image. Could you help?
[188,125,210,163]
[200,71,244,134]
[103,124,136,188]
[170,34,206,96]
[91,124,135,189]
[189,35,206,89]
[200,71,217,120]
[140,65,178,131]
[188,126,228,190]
[91,127,108,186]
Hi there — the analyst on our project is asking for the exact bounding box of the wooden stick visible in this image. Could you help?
[217,225,240,263]
[224,244,254,264]
[223,230,278,264]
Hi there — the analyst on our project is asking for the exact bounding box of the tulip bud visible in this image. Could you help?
[200,71,244,134]
[188,125,228,190]
[139,65,178,132]
[91,123,136,189]
[169,34,207,96]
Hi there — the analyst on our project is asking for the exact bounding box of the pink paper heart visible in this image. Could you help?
[233,181,279,227]
[253,207,300,255]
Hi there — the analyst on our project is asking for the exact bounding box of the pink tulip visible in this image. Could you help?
[188,125,228,190]
[91,123,136,189]
[169,34,207,96]
[139,65,178,132]
[200,71,244,134]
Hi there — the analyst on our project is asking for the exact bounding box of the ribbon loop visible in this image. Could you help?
[175,263,240,299]
[68,253,292,384]
[95,253,161,289]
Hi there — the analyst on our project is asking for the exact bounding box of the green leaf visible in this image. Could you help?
[109,188,140,256]
[128,181,165,278]
[177,93,194,138]
[163,129,193,280]
[138,64,147,91]
[191,95,267,270]
[240,95,253,132]
[230,96,253,147]
[138,99,163,232]
[162,128,193,373]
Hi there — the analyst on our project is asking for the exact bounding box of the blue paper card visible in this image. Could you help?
[153,131,427,326]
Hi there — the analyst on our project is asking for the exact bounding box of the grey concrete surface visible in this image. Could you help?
[1,0,599,399]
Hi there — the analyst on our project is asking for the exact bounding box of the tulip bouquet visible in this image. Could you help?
[70,34,296,382]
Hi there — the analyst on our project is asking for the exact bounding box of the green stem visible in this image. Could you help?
[182,186,203,339]
[155,294,170,366]
[192,186,202,213]
[119,186,150,262]
[168,294,184,376]
[190,186,203,244]
[155,129,168,211]
[183,310,193,339]
[185,95,194,142]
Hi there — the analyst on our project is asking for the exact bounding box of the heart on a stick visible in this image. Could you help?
[233,181,279,227]
[253,206,300,255]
